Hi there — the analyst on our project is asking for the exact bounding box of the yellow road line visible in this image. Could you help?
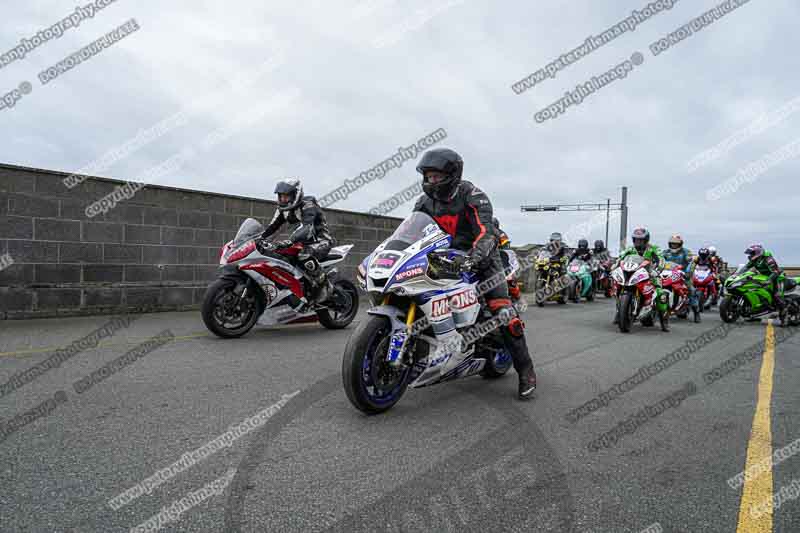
[0,333,209,359]
[736,321,776,532]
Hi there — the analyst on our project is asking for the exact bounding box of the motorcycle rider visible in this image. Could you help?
[260,178,336,302]
[614,227,669,331]
[493,217,521,302]
[744,244,787,326]
[568,239,593,263]
[593,239,611,294]
[547,232,568,260]
[709,246,724,296]
[414,148,537,399]
[568,239,594,294]
[662,234,701,323]
[690,247,719,312]
[545,232,569,275]
[593,239,608,262]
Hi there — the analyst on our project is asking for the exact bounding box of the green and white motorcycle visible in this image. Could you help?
[719,265,800,325]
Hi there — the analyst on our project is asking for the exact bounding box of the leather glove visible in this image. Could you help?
[256,238,273,254]
[452,255,476,274]
[275,239,294,249]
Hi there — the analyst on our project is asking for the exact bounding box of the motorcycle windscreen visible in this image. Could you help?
[232,218,264,247]
[381,212,447,251]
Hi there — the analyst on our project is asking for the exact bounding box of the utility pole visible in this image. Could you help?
[605,198,610,249]
[619,186,628,254]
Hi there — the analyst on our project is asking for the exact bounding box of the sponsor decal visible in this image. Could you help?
[434,237,450,249]
[373,252,400,269]
[396,266,425,281]
[449,289,478,310]
[432,297,451,318]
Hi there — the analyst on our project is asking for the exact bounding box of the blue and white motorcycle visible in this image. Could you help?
[344,212,515,414]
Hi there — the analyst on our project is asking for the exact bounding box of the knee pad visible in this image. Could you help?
[509,284,521,300]
[304,259,318,271]
[487,298,512,313]
[508,316,525,337]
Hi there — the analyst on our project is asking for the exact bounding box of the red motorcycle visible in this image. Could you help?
[692,264,718,311]
[596,257,615,297]
[660,261,690,319]
[202,218,359,338]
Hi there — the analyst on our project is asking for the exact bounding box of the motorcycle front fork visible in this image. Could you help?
[387,302,417,367]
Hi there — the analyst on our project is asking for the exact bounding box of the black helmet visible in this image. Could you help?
[593,240,605,251]
[698,247,710,260]
[417,148,463,201]
[548,232,563,252]
[631,227,650,255]
[577,239,589,250]
[492,217,500,229]
[275,178,303,211]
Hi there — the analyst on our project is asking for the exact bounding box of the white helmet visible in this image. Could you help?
[708,246,717,256]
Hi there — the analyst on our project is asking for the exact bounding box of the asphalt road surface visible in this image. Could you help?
[1,296,798,532]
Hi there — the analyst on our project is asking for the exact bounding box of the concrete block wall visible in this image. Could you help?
[0,163,402,319]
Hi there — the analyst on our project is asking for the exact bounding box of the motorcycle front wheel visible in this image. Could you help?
[719,295,741,323]
[618,292,634,333]
[535,278,546,307]
[342,315,411,414]
[201,278,263,338]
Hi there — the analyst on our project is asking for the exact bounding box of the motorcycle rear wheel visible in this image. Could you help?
[479,341,513,379]
[786,298,800,326]
[318,280,360,329]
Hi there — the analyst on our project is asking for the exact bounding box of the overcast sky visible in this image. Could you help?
[1,0,798,263]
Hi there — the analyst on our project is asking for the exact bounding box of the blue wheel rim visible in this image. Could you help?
[359,327,409,406]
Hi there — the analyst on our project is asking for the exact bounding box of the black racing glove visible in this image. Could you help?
[452,255,477,274]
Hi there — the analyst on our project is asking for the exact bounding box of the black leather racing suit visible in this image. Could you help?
[261,195,335,291]
[413,181,534,376]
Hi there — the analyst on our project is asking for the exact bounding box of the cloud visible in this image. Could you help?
[0,0,798,262]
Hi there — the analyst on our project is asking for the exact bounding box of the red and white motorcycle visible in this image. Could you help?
[202,218,359,338]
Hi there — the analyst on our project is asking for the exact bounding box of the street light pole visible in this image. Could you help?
[521,187,629,254]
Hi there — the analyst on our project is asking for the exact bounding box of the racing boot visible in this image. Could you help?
[303,258,331,302]
[693,305,701,323]
[500,312,537,399]
[518,365,537,399]
[660,312,671,332]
